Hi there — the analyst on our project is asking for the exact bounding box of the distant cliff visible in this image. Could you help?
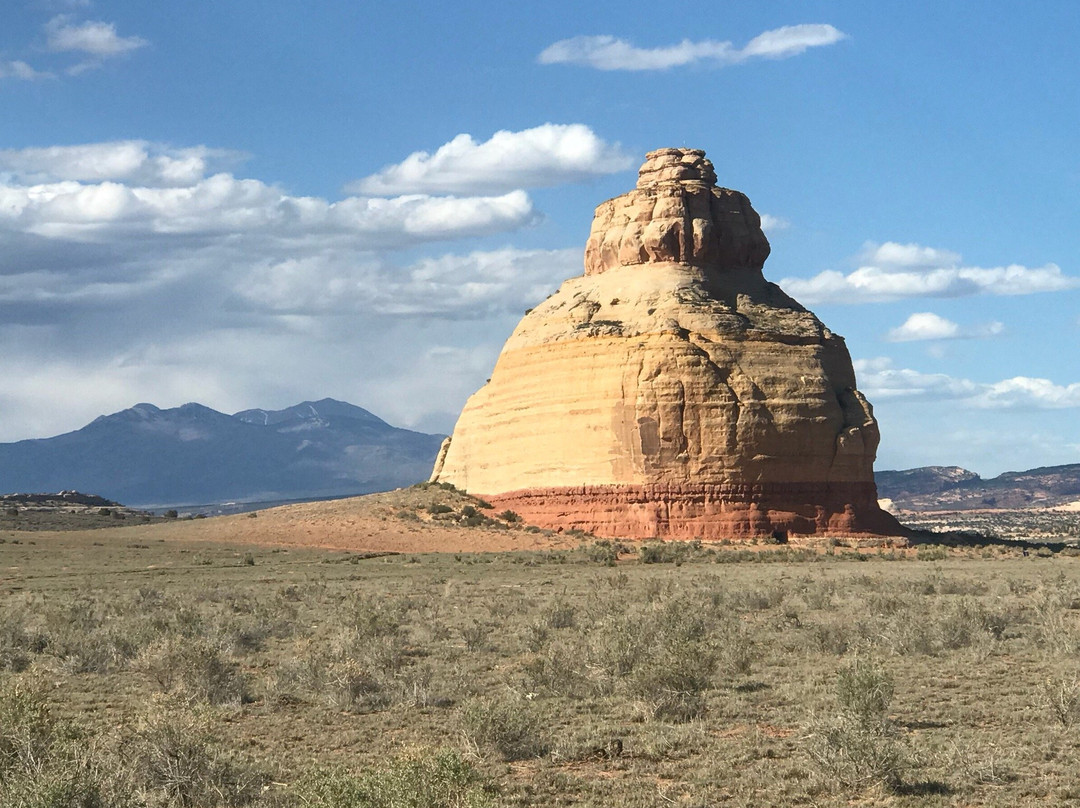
[876,464,1080,511]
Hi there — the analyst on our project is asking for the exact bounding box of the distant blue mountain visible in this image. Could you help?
[0,398,445,508]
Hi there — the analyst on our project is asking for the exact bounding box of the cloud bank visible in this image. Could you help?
[351,124,632,196]
[538,24,846,71]
[0,134,601,441]
[854,358,1080,409]
[781,241,1078,304]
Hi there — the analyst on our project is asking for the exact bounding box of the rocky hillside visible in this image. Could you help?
[0,399,444,508]
[876,464,1080,511]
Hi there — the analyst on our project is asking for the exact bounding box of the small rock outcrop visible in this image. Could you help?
[431,148,907,542]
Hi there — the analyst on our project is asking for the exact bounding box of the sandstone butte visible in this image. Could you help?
[431,148,908,544]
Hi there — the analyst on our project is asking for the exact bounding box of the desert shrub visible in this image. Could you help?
[427,504,453,515]
[39,594,154,675]
[457,505,490,528]
[541,597,577,630]
[271,622,422,712]
[1037,673,1080,727]
[459,694,548,761]
[587,612,653,686]
[878,597,1008,657]
[835,655,894,726]
[522,639,588,697]
[324,658,387,711]
[0,609,44,673]
[0,679,130,808]
[806,656,906,792]
[342,594,406,642]
[136,637,251,706]
[916,545,949,562]
[522,620,550,653]
[461,620,491,652]
[0,679,56,781]
[728,584,786,612]
[638,540,701,564]
[581,540,627,566]
[124,703,266,807]
[714,618,758,678]
[628,646,714,722]
[497,510,521,523]
[293,749,493,808]
[808,621,853,655]
[629,608,717,720]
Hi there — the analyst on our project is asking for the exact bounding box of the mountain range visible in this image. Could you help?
[0,399,445,508]
[875,464,1080,511]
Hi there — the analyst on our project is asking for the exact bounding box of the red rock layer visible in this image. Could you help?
[485,483,908,544]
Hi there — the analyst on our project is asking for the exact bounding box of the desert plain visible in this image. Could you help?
[3,485,1080,807]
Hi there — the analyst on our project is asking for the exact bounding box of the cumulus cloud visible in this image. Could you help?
[781,241,1078,304]
[886,311,1004,342]
[45,15,147,57]
[351,124,632,196]
[0,149,537,245]
[538,24,846,71]
[854,357,1080,409]
[0,142,243,187]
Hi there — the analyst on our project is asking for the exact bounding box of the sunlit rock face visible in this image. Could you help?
[431,148,907,542]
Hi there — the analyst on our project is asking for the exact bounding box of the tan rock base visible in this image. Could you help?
[483,482,910,545]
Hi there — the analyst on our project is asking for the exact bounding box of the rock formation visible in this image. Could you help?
[431,148,907,542]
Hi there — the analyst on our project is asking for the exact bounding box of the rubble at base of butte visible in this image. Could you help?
[431,147,909,544]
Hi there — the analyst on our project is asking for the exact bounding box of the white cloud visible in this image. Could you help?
[538,24,846,71]
[759,213,789,232]
[0,161,537,246]
[886,312,960,341]
[351,124,632,196]
[886,311,1004,342]
[0,60,53,81]
[854,357,1080,409]
[45,15,147,57]
[740,24,850,59]
[0,137,600,441]
[781,241,1078,303]
[236,247,577,318]
[0,141,242,187]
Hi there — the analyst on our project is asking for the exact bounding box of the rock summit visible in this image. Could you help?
[431,148,906,542]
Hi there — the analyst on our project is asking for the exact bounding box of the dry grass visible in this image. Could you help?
[2,515,1080,805]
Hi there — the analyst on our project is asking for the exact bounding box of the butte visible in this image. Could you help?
[431,147,907,543]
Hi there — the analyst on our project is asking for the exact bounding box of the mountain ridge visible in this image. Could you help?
[0,398,444,508]
[876,463,1080,511]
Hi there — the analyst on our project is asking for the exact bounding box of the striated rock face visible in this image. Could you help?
[431,148,907,542]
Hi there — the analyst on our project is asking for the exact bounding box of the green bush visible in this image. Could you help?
[459,694,548,761]
[293,749,493,808]
[807,656,906,792]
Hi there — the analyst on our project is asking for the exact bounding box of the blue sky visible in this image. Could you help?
[1,0,1077,476]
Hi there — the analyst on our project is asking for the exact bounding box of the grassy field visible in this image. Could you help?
[3,518,1080,806]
